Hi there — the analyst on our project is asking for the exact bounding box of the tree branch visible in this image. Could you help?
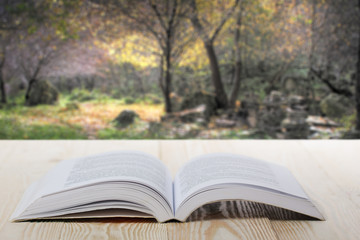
[147,0,168,31]
[210,0,240,42]
[310,68,354,98]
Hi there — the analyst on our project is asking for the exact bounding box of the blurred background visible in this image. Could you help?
[0,0,359,139]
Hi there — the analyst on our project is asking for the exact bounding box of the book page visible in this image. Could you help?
[36,151,173,207]
[173,153,308,209]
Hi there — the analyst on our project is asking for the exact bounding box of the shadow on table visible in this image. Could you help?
[185,200,317,222]
[28,200,317,224]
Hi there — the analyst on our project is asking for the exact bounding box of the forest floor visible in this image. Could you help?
[0,95,263,139]
[1,91,350,139]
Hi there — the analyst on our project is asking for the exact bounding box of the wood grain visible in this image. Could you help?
[167,218,277,240]
[0,140,359,239]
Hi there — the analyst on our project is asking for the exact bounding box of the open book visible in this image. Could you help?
[11,151,324,222]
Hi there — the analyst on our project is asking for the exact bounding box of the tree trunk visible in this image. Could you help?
[229,61,242,108]
[229,7,243,108]
[356,0,360,131]
[160,45,173,113]
[204,42,228,109]
[307,0,317,113]
[25,79,36,103]
[0,73,6,104]
[164,56,172,113]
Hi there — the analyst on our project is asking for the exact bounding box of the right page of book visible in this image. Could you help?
[173,153,308,210]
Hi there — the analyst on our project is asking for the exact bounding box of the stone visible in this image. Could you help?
[284,77,297,92]
[258,108,286,136]
[281,118,309,139]
[262,91,284,107]
[281,96,309,139]
[215,119,236,128]
[113,110,139,128]
[180,91,218,121]
[26,80,59,106]
[257,91,286,137]
[288,95,307,109]
[287,109,308,121]
[306,115,341,128]
[162,104,208,126]
[240,95,260,128]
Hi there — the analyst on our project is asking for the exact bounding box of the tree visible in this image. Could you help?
[356,0,360,131]
[189,0,239,109]
[0,0,28,104]
[14,28,63,103]
[308,0,357,98]
[98,0,193,113]
[0,38,7,104]
[229,1,245,108]
[0,0,84,104]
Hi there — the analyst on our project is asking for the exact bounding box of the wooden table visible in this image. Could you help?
[0,140,359,239]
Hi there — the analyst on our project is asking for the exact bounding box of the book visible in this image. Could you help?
[11,150,324,222]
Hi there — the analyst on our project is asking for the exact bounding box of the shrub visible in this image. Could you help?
[69,89,96,102]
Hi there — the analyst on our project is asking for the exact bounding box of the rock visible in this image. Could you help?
[180,92,218,121]
[161,104,208,125]
[320,93,353,118]
[26,80,59,106]
[269,91,283,104]
[287,109,308,121]
[306,115,341,128]
[240,95,260,128]
[179,105,206,123]
[113,110,139,128]
[281,118,309,139]
[257,92,286,137]
[281,96,309,139]
[258,108,286,136]
[169,123,201,138]
[283,77,297,92]
[263,91,284,107]
[288,95,307,110]
[215,119,236,128]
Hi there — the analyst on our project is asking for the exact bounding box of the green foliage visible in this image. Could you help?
[97,127,148,139]
[69,88,95,102]
[0,117,86,139]
[339,112,356,131]
[97,120,167,139]
[65,101,80,111]
[239,77,267,101]
[123,97,135,105]
[6,2,28,14]
[68,89,111,102]
[140,94,162,105]
[320,94,353,119]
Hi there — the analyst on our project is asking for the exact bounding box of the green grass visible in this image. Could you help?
[0,118,87,139]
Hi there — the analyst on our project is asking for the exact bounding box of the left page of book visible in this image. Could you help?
[11,151,174,220]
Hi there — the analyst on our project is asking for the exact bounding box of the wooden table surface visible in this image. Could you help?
[0,140,359,240]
